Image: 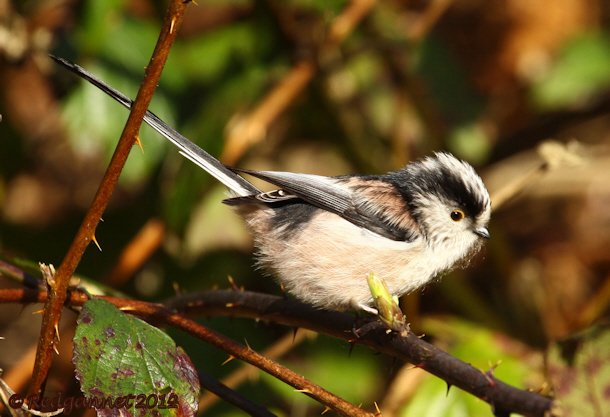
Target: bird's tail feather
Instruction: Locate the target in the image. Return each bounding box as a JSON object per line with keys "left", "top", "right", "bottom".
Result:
{"left": 50, "top": 55, "right": 259, "bottom": 197}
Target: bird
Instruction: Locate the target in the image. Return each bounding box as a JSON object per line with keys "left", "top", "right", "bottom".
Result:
{"left": 51, "top": 56, "right": 491, "bottom": 313}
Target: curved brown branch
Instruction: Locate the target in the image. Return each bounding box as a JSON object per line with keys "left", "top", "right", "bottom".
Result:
{"left": 165, "top": 290, "right": 554, "bottom": 417}
{"left": 158, "top": 308, "right": 374, "bottom": 417}
{"left": 28, "top": 0, "right": 192, "bottom": 398}
{"left": 0, "top": 288, "right": 374, "bottom": 417}
{"left": 1, "top": 285, "right": 552, "bottom": 416}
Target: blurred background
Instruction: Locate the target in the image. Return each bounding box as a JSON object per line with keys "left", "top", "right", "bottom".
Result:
{"left": 1, "top": 0, "right": 609, "bottom": 415}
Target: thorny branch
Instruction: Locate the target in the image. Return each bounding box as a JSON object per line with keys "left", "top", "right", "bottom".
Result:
{"left": 27, "top": 0, "right": 192, "bottom": 399}
{"left": 0, "top": 288, "right": 373, "bottom": 417}
{"left": 168, "top": 290, "right": 554, "bottom": 417}
{"left": 0, "top": 286, "right": 553, "bottom": 417}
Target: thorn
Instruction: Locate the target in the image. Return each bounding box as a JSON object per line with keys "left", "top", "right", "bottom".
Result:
{"left": 169, "top": 17, "right": 176, "bottom": 34}
{"left": 225, "top": 303, "right": 234, "bottom": 308}
{"left": 294, "top": 389, "right": 311, "bottom": 394}
{"left": 191, "top": 0, "right": 199, "bottom": 6}
{"left": 32, "top": 309, "right": 44, "bottom": 315}
{"left": 484, "top": 360, "right": 501, "bottom": 387}
{"left": 54, "top": 323, "right": 61, "bottom": 342}
{"left": 91, "top": 234, "right": 102, "bottom": 252}
{"left": 321, "top": 406, "right": 331, "bottom": 415}
{"left": 134, "top": 134, "right": 144, "bottom": 153}
{"left": 484, "top": 370, "right": 497, "bottom": 387}
{"left": 348, "top": 340, "right": 355, "bottom": 357}
{"left": 373, "top": 402, "right": 382, "bottom": 416}
{"left": 53, "top": 343, "right": 60, "bottom": 355}
{"left": 227, "top": 275, "right": 239, "bottom": 291}
{"left": 221, "top": 355, "right": 235, "bottom": 366}
{"left": 446, "top": 382, "right": 452, "bottom": 396}
{"left": 244, "top": 338, "right": 251, "bottom": 351}
{"left": 292, "top": 327, "right": 299, "bottom": 343}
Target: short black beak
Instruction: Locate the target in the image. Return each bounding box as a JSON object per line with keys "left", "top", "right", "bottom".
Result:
{"left": 474, "top": 227, "right": 490, "bottom": 239}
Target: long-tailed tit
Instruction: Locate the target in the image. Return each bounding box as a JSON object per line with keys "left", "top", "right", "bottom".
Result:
{"left": 52, "top": 56, "right": 491, "bottom": 313}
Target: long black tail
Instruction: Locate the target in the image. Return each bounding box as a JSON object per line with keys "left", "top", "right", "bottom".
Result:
{"left": 51, "top": 55, "right": 260, "bottom": 196}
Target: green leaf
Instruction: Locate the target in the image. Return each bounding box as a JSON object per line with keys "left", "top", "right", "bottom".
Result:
{"left": 531, "top": 31, "right": 610, "bottom": 110}
{"left": 73, "top": 299, "right": 200, "bottom": 417}
{"left": 547, "top": 324, "right": 610, "bottom": 417}
{"left": 400, "top": 373, "right": 492, "bottom": 417}
{"left": 402, "top": 316, "right": 541, "bottom": 416}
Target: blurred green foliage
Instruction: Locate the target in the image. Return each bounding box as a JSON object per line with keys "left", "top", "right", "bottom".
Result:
{"left": 531, "top": 31, "right": 610, "bottom": 110}
{"left": 2, "top": 0, "right": 610, "bottom": 416}
{"left": 546, "top": 324, "right": 610, "bottom": 417}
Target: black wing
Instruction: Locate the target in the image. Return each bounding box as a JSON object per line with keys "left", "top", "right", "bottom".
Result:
{"left": 231, "top": 169, "right": 353, "bottom": 214}
{"left": 227, "top": 169, "right": 412, "bottom": 241}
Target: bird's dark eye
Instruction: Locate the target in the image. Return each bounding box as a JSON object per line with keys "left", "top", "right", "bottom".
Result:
{"left": 450, "top": 209, "right": 465, "bottom": 222}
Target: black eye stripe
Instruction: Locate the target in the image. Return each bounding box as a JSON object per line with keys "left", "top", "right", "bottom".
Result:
{"left": 385, "top": 156, "right": 489, "bottom": 226}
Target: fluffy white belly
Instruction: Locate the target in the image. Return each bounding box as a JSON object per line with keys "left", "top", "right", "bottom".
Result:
{"left": 247, "top": 209, "right": 442, "bottom": 310}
